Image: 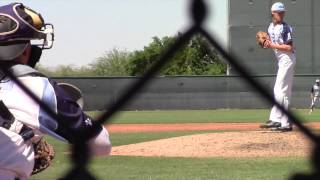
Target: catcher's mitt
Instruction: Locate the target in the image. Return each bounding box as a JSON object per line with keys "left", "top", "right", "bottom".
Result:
{"left": 256, "top": 31, "right": 269, "bottom": 48}
{"left": 31, "top": 139, "right": 55, "bottom": 175}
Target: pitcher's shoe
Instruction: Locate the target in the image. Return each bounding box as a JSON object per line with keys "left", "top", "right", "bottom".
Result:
{"left": 271, "top": 126, "right": 293, "bottom": 132}
{"left": 260, "top": 121, "right": 281, "bottom": 129}
{"left": 309, "top": 109, "right": 313, "bottom": 115}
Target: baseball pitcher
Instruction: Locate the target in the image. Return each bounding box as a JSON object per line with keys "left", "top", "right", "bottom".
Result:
{"left": 309, "top": 79, "right": 320, "bottom": 114}
{"left": 258, "top": 2, "right": 296, "bottom": 132}
{"left": 0, "top": 3, "right": 111, "bottom": 179}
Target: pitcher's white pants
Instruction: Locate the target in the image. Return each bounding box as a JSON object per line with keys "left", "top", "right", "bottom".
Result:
{"left": 311, "top": 96, "right": 318, "bottom": 108}
{"left": 269, "top": 56, "right": 296, "bottom": 127}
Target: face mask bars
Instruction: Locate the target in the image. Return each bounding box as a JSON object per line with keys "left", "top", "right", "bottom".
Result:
{"left": 0, "top": 0, "right": 318, "bottom": 179}
{"left": 31, "top": 23, "right": 55, "bottom": 50}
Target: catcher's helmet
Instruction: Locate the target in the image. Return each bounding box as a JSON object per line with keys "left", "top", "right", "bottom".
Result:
{"left": 271, "top": 2, "right": 286, "bottom": 12}
{"left": 0, "top": 3, "right": 54, "bottom": 61}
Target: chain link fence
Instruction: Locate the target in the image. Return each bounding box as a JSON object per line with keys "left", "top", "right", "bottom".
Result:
{"left": 1, "top": 0, "right": 319, "bottom": 179}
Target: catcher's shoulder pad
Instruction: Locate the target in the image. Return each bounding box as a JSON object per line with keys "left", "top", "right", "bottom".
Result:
{"left": 57, "top": 83, "right": 84, "bottom": 109}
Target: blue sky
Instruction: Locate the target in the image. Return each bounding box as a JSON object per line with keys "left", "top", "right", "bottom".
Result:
{"left": 1, "top": 0, "right": 228, "bottom": 67}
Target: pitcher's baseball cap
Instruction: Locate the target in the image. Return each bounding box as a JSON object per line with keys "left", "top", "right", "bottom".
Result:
{"left": 271, "top": 2, "right": 286, "bottom": 12}
{"left": 0, "top": 3, "right": 53, "bottom": 61}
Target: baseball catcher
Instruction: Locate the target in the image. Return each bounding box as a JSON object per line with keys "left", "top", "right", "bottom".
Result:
{"left": 0, "top": 3, "right": 111, "bottom": 179}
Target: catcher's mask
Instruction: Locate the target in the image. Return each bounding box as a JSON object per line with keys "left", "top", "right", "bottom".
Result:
{"left": 0, "top": 3, "right": 54, "bottom": 61}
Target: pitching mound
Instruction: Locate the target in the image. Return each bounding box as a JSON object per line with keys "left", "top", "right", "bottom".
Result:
{"left": 112, "top": 131, "right": 314, "bottom": 158}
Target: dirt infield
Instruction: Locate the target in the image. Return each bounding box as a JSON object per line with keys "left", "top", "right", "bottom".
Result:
{"left": 112, "top": 131, "right": 313, "bottom": 158}
{"left": 107, "top": 122, "right": 320, "bottom": 133}
{"left": 109, "top": 123, "right": 320, "bottom": 158}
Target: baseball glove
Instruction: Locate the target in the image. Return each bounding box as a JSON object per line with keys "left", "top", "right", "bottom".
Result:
{"left": 256, "top": 31, "right": 269, "bottom": 48}
{"left": 31, "top": 139, "right": 55, "bottom": 175}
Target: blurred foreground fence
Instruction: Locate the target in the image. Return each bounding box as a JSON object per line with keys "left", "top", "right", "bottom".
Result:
{"left": 54, "top": 75, "right": 320, "bottom": 110}
{"left": 2, "top": 0, "right": 320, "bottom": 179}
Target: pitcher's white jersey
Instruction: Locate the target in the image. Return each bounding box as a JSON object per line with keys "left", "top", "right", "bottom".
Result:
{"left": 311, "top": 84, "right": 320, "bottom": 97}
{"left": 268, "top": 22, "right": 296, "bottom": 60}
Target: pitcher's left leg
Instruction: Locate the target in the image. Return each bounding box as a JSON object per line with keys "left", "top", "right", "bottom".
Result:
{"left": 280, "top": 59, "right": 295, "bottom": 129}
{"left": 271, "top": 57, "right": 295, "bottom": 132}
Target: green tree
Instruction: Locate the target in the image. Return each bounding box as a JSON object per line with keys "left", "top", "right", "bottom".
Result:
{"left": 187, "top": 34, "right": 227, "bottom": 75}
{"left": 37, "top": 35, "right": 226, "bottom": 77}
{"left": 126, "top": 36, "right": 174, "bottom": 76}
{"left": 36, "top": 64, "right": 94, "bottom": 77}
{"left": 127, "top": 34, "right": 226, "bottom": 76}
{"left": 90, "top": 48, "right": 131, "bottom": 76}
{"left": 36, "top": 48, "right": 132, "bottom": 77}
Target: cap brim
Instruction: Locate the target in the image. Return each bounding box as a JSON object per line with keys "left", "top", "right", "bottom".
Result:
{"left": 272, "top": 10, "right": 286, "bottom": 12}
{"left": 0, "top": 42, "right": 28, "bottom": 61}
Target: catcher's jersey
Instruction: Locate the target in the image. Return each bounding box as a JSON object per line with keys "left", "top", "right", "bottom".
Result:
{"left": 0, "top": 71, "right": 101, "bottom": 143}
{"left": 311, "top": 84, "right": 320, "bottom": 97}
{"left": 268, "top": 22, "right": 296, "bottom": 60}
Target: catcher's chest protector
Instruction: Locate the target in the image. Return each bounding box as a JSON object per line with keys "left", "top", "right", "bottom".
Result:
{"left": 0, "top": 65, "right": 67, "bottom": 142}
{"left": 1, "top": 64, "right": 101, "bottom": 143}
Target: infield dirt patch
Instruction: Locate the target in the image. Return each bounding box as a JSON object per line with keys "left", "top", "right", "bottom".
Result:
{"left": 112, "top": 131, "right": 314, "bottom": 158}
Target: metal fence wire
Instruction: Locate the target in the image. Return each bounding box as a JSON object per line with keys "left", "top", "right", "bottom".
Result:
{"left": 1, "top": 0, "right": 319, "bottom": 179}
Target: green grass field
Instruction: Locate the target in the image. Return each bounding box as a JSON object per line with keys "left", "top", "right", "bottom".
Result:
{"left": 32, "top": 131, "right": 313, "bottom": 180}
{"left": 88, "top": 109, "right": 320, "bottom": 124}
{"left": 31, "top": 109, "right": 319, "bottom": 180}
